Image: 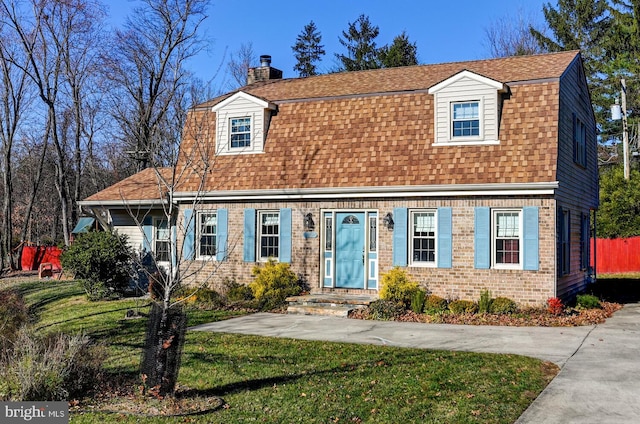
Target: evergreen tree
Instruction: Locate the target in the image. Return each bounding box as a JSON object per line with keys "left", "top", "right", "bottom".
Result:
{"left": 336, "top": 14, "right": 381, "bottom": 71}
{"left": 292, "top": 21, "right": 325, "bottom": 77}
{"left": 597, "top": 165, "right": 640, "bottom": 238}
{"left": 379, "top": 31, "right": 419, "bottom": 68}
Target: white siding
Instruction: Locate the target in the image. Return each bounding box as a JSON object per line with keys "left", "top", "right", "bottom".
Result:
{"left": 432, "top": 76, "right": 501, "bottom": 144}
{"left": 111, "top": 211, "right": 145, "bottom": 252}
{"left": 215, "top": 96, "right": 266, "bottom": 155}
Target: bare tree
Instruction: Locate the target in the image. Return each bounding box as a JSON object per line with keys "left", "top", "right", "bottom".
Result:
{"left": 227, "top": 42, "right": 257, "bottom": 89}
{"left": 1, "top": 0, "right": 105, "bottom": 246}
{"left": 0, "top": 26, "right": 33, "bottom": 271}
{"left": 484, "top": 9, "right": 546, "bottom": 57}
{"left": 104, "top": 0, "right": 210, "bottom": 173}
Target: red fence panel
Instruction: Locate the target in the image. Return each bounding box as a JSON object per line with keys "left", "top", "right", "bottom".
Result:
{"left": 21, "top": 246, "right": 63, "bottom": 271}
{"left": 591, "top": 237, "right": 640, "bottom": 274}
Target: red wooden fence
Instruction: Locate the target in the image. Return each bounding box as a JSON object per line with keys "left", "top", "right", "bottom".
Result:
{"left": 592, "top": 237, "right": 640, "bottom": 274}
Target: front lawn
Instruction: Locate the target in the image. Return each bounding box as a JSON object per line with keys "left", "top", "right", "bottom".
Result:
{"left": 13, "top": 280, "right": 557, "bottom": 423}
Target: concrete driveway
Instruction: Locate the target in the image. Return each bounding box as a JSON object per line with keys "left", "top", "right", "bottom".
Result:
{"left": 191, "top": 303, "right": 640, "bottom": 423}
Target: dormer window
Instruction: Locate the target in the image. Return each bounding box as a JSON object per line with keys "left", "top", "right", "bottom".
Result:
{"left": 428, "top": 70, "right": 507, "bottom": 146}
{"left": 452, "top": 101, "right": 480, "bottom": 138}
{"left": 230, "top": 117, "right": 251, "bottom": 148}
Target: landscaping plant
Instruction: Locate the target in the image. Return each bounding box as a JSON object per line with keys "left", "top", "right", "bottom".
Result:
{"left": 379, "top": 267, "right": 421, "bottom": 306}
{"left": 576, "top": 294, "right": 601, "bottom": 309}
{"left": 424, "top": 294, "right": 448, "bottom": 314}
{"left": 478, "top": 289, "right": 493, "bottom": 313}
{"left": 449, "top": 299, "right": 479, "bottom": 314}
{"left": 547, "top": 297, "right": 564, "bottom": 316}
{"left": 250, "top": 259, "right": 302, "bottom": 310}
{"left": 490, "top": 297, "right": 519, "bottom": 314}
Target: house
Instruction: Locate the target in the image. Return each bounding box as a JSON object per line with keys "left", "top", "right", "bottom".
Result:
{"left": 79, "top": 51, "right": 598, "bottom": 306}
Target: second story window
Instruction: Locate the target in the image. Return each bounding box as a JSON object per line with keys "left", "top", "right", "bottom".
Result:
{"left": 452, "top": 101, "right": 480, "bottom": 138}
{"left": 230, "top": 117, "right": 251, "bottom": 148}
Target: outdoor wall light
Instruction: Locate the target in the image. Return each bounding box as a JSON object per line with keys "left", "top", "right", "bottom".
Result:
{"left": 304, "top": 213, "right": 315, "bottom": 231}
{"left": 383, "top": 212, "right": 394, "bottom": 230}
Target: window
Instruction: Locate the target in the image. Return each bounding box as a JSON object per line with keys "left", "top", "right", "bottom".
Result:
{"left": 574, "top": 115, "right": 587, "bottom": 167}
{"left": 493, "top": 210, "right": 522, "bottom": 267}
{"left": 230, "top": 117, "right": 251, "bottom": 148}
{"left": 259, "top": 211, "right": 279, "bottom": 260}
{"left": 154, "top": 218, "right": 170, "bottom": 262}
{"left": 198, "top": 212, "right": 217, "bottom": 258}
{"left": 452, "top": 101, "right": 480, "bottom": 137}
{"left": 410, "top": 210, "right": 436, "bottom": 265}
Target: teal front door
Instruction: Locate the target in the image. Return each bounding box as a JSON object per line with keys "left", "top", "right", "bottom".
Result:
{"left": 335, "top": 213, "right": 365, "bottom": 288}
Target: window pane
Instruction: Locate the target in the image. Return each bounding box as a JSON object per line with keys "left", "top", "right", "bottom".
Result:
{"left": 452, "top": 102, "right": 480, "bottom": 137}
{"left": 494, "top": 211, "right": 520, "bottom": 265}
{"left": 156, "top": 241, "right": 170, "bottom": 262}
{"left": 230, "top": 117, "right": 251, "bottom": 148}
{"left": 412, "top": 211, "right": 436, "bottom": 263}
{"left": 325, "top": 217, "right": 333, "bottom": 251}
{"left": 199, "top": 213, "right": 217, "bottom": 257}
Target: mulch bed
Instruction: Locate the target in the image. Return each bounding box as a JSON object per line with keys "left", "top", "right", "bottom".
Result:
{"left": 349, "top": 301, "right": 622, "bottom": 326}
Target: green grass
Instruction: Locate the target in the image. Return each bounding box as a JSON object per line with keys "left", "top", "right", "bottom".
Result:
{"left": 12, "top": 280, "right": 556, "bottom": 423}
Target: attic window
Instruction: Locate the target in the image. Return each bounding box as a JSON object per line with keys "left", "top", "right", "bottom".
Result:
{"left": 230, "top": 117, "right": 251, "bottom": 148}
{"left": 452, "top": 101, "right": 480, "bottom": 138}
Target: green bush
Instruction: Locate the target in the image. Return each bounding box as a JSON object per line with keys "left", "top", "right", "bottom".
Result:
{"left": 223, "top": 278, "right": 255, "bottom": 302}
{"left": 424, "top": 295, "right": 448, "bottom": 314}
{"left": 449, "top": 300, "right": 478, "bottom": 314}
{"left": 61, "top": 231, "right": 133, "bottom": 300}
{"left": 0, "top": 289, "right": 28, "bottom": 351}
{"left": 250, "top": 260, "right": 302, "bottom": 311}
{"left": 410, "top": 289, "right": 427, "bottom": 314}
{"left": 490, "top": 297, "right": 518, "bottom": 314}
{"left": 367, "top": 300, "right": 405, "bottom": 321}
{"left": 576, "top": 294, "right": 601, "bottom": 309}
{"left": 0, "top": 329, "right": 104, "bottom": 401}
{"left": 478, "top": 289, "right": 493, "bottom": 313}
{"left": 379, "top": 267, "right": 420, "bottom": 306}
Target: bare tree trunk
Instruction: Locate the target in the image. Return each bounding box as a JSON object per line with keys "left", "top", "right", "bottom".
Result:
{"left": 20, "top": 128, "right": 49, "bottom": 244}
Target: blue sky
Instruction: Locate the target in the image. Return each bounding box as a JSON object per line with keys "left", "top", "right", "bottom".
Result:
{"left": 108, "top": 0, "right": 550, "bottom": 88}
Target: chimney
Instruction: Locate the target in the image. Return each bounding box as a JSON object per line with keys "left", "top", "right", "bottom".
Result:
{"left": 247, "top": 55, "right": 283, "bottom": 85}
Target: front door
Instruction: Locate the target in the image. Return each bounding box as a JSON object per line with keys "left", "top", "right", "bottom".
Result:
{"left": 335, "top": 212, "right": 365, "bottom": 288}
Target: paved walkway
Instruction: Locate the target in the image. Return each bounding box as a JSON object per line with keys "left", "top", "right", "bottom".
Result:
{"left": 191, "top": 303, "right": 640, "bottom": 423}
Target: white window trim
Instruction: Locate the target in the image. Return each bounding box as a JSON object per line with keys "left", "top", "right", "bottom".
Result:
{"left": 449, "top": 99, "right": 483, "bottom": 142}
{"left": 154, "top": 217, "right": 170, "bottom": 264}
{"left": 196, "top": 211, "right": 217, "bottom": 260}
{"left": 409, "top": 209, "right": 438, "bottom": 267}
{"left": 491, "top": 209, "right": 523, "bottom": 270}
{"left": 257, "top": 210, "right": 280, "bottom": 262}
{"left": 229, "top": 116, "right": 252, "bottom": 150}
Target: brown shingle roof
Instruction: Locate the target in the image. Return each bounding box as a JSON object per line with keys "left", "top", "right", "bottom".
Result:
{"left": 85, "top": 51, "right": 579, "bottom": 202}
{"left": 83, "top": 167, "right": 172, "bottom": 203}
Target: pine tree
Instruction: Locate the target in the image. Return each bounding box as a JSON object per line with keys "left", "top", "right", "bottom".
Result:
{"left": 292, "top": 21, "right": 325, "bottom": 77}
{"left": 379, "top": 31, "right": 418, "bottom": 68}
{"left": 335, "top": 14, "right": 381, "bottom": 71}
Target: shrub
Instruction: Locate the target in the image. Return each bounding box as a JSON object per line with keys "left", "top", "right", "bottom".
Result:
{"left": 0, "top": 289, "right": 29, "bottom": 351}
{"left": 61, "top": 231, "right": 133, "bottom": 300}
{"left": 478, "top": 289, "right": 493, "bottom": 313}
{"left": 490, "top": 297, "right": 518, "bottom": 314}
{"left": 250, "top": 260, "right": 302, "bottom": 311}
{"left": 410, "top": 289, "right": 427, "bottom": 314}
{"left": 223, "top": 278, "right": 255, "bottom": 302}
{"left": 547, "top": 297, "right": 564, "bottom": 316}
{"left": 576, "top": 294, "right": 601, "bottom": 309}
{"left": 0, "top": 329, "right": 104, "bottom": 401}
{"left": 367, "top": 300, "right": 405, "bottom": 321}
{"left": 424, "top": 295, "right": 448, "bottom": 314}
{"left": 379, "top": 267, "right": 420, "bottom": 307}
{"left": 449, "top": 300, "right": 478, "bottom": 314}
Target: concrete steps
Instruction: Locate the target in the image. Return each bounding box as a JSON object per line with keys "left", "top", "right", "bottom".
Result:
{"left": 286, "top": 294, "right": 376, "bottom": 317}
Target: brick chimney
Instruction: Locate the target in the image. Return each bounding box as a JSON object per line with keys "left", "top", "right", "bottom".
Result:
{"left": 247, "top": 55, "right": 283, "bottom": 85}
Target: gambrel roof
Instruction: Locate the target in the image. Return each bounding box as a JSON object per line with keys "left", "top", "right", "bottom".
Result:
{"left": 84, "top": 50, "right": 582, "bottom": 203}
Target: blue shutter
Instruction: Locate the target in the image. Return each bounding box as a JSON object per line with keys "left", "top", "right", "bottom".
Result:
{"left": 171, "top": 220, "right": 177, "bottom": 268}
{"left": 437, "top": 207, "right": 452, "bottom": 268}
{"left": 523, "top": 207, "right": 539, "bottom": 271}
{"left": 182, "top": 209, "right": 195, "bottom": 260}
{"left": 279, "top": 208, "right": 292, "bottom": 263}
{"left": 243, "top": 209, "right": 256, "bottom": 262}
{"left": 142, "top": 216, "right": 153, "bottom": 253}
{"left": 392, "top": 208, "right": 408, "bottom": 266}
{"left": 474, "top": 207, "right": 490, "bottom": 269}
{"left": 217, "top": 209, "right": 228, "bottom": 261}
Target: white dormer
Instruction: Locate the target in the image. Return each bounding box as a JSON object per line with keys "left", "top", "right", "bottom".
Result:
{"left": 211, "top": 91, "right": 277, "bottom": 155}
{"left": 428, "top": 70, "right": 508, "bottom": 145}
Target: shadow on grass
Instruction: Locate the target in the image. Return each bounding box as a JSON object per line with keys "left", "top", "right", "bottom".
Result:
{"left": 590, "top": 278, "right": 640, "bottom": 303}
